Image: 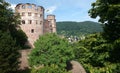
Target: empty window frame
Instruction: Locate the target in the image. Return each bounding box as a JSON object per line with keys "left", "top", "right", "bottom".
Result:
{"left": 40, "top": 14, "right": 42, "bottom": 17}
{"left": 28, "top": 12, "right": 31, "bottom": 16}
{"left": 31, "top": 29, "right": 34, "bottom": 33}
{"left": 35, "top": 13, "right": 38, "bottom": 17}
{"left": 22, "top": 12, "right": 25, "bottom": 16}
{"left": 50, "top": 25, "right": 52, "bottom": 27}
{"left": 21, "top": 20, "right": 25, "bottom": 24}
{"left": 40, "top": 21, "right": 42, "bottom": 25}
{"left": 28, "top": 20, "right": 32, "bottom": 24}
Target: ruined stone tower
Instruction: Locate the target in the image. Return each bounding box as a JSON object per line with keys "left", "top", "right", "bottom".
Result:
{"left": 47, "top": 15, "right": 56, "bottom": 33}
{"left": 15, "top": 3, "right": 56, "bottom": 47}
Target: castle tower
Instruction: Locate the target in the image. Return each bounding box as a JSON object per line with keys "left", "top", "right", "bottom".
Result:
{"left": 43, "top": 20, "right": 50, "bottom": 34}
{"left": 47, "top": 15, "right": 56, "bottom": 33}
{"left": 15, "top": 3, "right": 44, "bottom": 47}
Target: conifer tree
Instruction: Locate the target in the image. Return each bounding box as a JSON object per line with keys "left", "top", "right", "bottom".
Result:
{"left": 0, "top": 31, "right": 20, "bottom": 73}
{"left": 0, "top": 0, "right": 27, "bottom": 72}
{"left": 0, "top": 0, "right": 28, "bottom": 48}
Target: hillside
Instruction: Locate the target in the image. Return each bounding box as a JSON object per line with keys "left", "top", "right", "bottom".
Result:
{"left": 56, "top": 21, "right": 103, "bottom": 36}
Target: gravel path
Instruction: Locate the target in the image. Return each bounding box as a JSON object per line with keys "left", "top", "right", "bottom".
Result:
{"left": 70, "top": 60, "right": 86, "bottom": 73}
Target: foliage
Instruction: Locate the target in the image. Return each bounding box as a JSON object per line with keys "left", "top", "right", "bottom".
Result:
{"left": 57, "top": 21, "right": 103, "bottom": 36}
{"left": 10, "top": 28, "right": 28, "bottom": 49}
{"left": 0, "top": 31, "right": 20, "bottom": 73}
{"left": 0, "top": 0, "right": 27, "bottom": 73}
{"left": 0, "top": 0, "right": 28, "bottom": 49}
{"left": 31, "top": 64, "right": 70, "bottom": 73}
{"left": 0, "top": 0, "right": 20, "bottom": 32}
{"left": 110, "top": 39, "right": 120, "bottom": 62}
{"left": 17, "top": 69, "right": 31, "bottom": 73}
{"left": 73, "top": 33, "right": 120, "bottom": 73}
{"left": 87, "top": 0, "right": 120, "bottom": 72}
{"left": 29, "top": 33, "right": 74, "bottom": 69}
{"left": 89, "top": 0, "right": 120, "bottom": 41}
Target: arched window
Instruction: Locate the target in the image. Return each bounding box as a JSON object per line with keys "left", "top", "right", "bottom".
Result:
{"left": 22, "top": 20, "right": 25, "bottom": 24}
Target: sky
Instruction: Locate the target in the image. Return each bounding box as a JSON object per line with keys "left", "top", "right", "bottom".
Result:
{"left": 6, "top": 0, "right": 98, "bottom": 22}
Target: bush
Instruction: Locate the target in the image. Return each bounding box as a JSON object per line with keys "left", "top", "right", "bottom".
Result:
{"left": 73, "top": 33, "right": 120, "bottom": 73}
{"left": 29, "top": 34, "right": 74, "bottom": 70}
{"left": 31, "top": 64, "right": 70, "bottom": 73}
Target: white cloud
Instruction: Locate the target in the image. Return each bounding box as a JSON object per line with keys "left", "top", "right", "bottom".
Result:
{"left": 9, "top": 4, "right": 16, "bottom": 10}
{"left": 45, "top": 6, "right": 57, "bottom": 14}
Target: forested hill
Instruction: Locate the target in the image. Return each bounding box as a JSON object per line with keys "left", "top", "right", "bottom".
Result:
{"left": 56, "top": 21, "right": 103, "bottom": 36}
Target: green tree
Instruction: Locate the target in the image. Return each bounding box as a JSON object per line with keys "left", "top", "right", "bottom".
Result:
{"left": 0, "top": 0, "right": 20, "bottom": 32}
{"left": 0, "top": 0, "right": 27, "bottom": 73}
{"left": 0, "top": 0, "right": 28, "bottom": 48}
{"left": 73, "top": 33, "right": 120, "bottom": 73}
{"left": 89, "top": 0, "right": 120, "bottom": 41}
{"left": 31, "top": 64, "right": 70, "bottom": 73}
{"left": 10, "top": 28, "right": 28, "bottom": 49}
{"left": 29, "top": 34, "right": 74, "bottom": 70}
{"left": 0, "top": 31, "right": 20, "bottom": 73}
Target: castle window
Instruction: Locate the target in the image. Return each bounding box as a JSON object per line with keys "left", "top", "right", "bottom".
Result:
{"left": 31, "top": 29, "right": 34, "bottom": 33}
{"left": 22, "top": 5, "right": 25, "bottom": 9}
{"left": 22, "top": 12, "right": 25, "bottom": 16}
{"left": 50, "top": 25, "right": 52, "bottom": 27}
{"left": 28, "top": 5, "right": 32, "bottom": 9}
{"left": 28, "top": 12, "right": 31, "bottom": 16}
{"left": 40, "top": 21, "right": 42, "bottom": 25}
{"left": 21, "top": 20, "right": 25, "bottom": 24}
{"left": 35, "top": 13, "right": 38, "bottom": 17}
{"left": 36, "top": 20, "right": 38, "bottom": 24}
{"left": 40, "top": 14, "right": 42, "bottom": 17}
{"left": 28, "top": 20, "right": 32, "bottom": 24}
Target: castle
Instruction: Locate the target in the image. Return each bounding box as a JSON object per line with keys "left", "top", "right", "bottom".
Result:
{"left": 15, "top": 3, "right": 56, "bottom": 47}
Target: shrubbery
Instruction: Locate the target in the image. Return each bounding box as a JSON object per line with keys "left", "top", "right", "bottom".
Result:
{"left": 29, "top": 34, "right": 74, "bottom": 72}
{"left": 73, "top": 33, "right": 120, "bottom": 73}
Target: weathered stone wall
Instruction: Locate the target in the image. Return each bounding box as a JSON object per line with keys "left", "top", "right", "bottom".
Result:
{"left": 43, "top": 20, "right": 50, "bottom": 34}
{"left": 47, "top": 15, "right": 56, "bottom": 33}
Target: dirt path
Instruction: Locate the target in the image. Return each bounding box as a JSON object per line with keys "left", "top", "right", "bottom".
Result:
{"left": 19, "top": 49, "right": 31, "bottom": 70}
{"left": 70, "top": 60, "right": 86, "bottom": 73}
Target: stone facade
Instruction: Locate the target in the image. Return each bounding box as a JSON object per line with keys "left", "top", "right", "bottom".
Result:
{"left": 15, "top": 3, "right": 56, "bottom": 47}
